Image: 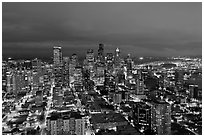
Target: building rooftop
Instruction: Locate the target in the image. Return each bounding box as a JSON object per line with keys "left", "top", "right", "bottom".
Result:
{"left": 90, "top": 112, "right": 127, "bottom": 124}
{"left": 47, "top": 111, "right": 85, "bottom": 120}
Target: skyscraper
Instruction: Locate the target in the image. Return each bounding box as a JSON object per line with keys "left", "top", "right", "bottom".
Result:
{"left": 148, "top": 99, "right": 171, "bottom": 135}
{"left": 133, "top": 102, "right": 151, "bottom": 131}
{"left": 53, "top": 46, "right": 63, "bottom": 67}
{"left": 114, "top": 47, "right": 121, "bottom": 68}
{"left": 97, "top": 44, "right": 105, "bottom": 65}
{"left": 98, "top": 44, "right": 104, "bottom": 57}
{"left": 86, "top": 49, "right": 94, "bottom": 63}
{"left": 189, "top": 84, "right": 199, "bottom": 99}
{"left": 63, "top": 57, "right": 70, "bottom": 87}
{"left": 32, "top": 58, "right": 42, "bottom": 73}
{"left": 84, "top": 49, "right": 95, "bottom": 79}
{"left": 53, "top": 46, "right": 63, "bottom": 87}
{"left": 126, "top": 54, "right": 133, "bottom": 72}
{"left": 106, "top": 53, "right": 114, "bottom": 72}
{"left": 69, "top": 54, "right": 79, "bottom": 85}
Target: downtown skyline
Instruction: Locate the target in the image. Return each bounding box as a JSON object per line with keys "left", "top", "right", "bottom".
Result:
{"left": 2, "top": 2, "right": 202, "bottom": 60}
{"left": 2, "top": 2, "right": 202, "bottom": 135}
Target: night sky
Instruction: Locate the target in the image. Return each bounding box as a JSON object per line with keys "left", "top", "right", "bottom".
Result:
{"left": 2, "top": 2, "right": 202, "bottom": 60}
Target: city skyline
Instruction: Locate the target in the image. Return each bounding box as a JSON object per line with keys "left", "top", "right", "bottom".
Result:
{"left": 2, "top": 44, "right": 202, "bottom": 135}
{"left": 2, "top": 2, "right": 202, "bottom": 135}
{"left": 2, "top": 2, "right": 202, "bottom": 60}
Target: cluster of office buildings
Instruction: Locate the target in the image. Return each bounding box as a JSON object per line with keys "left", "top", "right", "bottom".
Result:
{"left": 2, "top": 44, "right": 202, "bottom": 135}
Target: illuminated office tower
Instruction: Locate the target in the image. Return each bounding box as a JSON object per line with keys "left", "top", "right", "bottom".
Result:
{"left": 114, "top": 47, "right": 121, "bottom": 68}
{"left": 86, "top": 49, "right": 94, "bottom": 63}
{"left": 84, "top": 49, "right": 95, "bottom": 79}
{"left": 35, "top": 90, "right": 43, "bottom": 106}
{"left": 69, "top": 54, "right": 78, "bottom": 75}
{"left": 148, "top": 100, "right": 171, "bottom": 135}
{"left": 95, "top": 66, "right": 105, "bottom": 86}
{"left": 136, "top": 77, "right": 145, "bottom": 95}
{"left": 69, "top": 54, "right": 79, "bottom": 85}
{"left": 189, "top": 84, "right": 199, "bottom": 99}
{"left": 175, "top": 70, "right": 184, "bottom": 90}
{"left": 98, "top": 44, "right": 104, "bottom": 58}
{"left": 47, "top": 111, "right": 86, "bottom": 135}
{"left": 53, "top": 46, "right": 63, "bottom": 86}
{"left": 106, "top": 53, "right": 114, "bottom": 72}
{"left": 63, "top": 57, "right": 70, "bottom": 87}
{"left": 126, "top": 54, "right": 133, "bottom": 72}
{"left": 31, "top": 70, "right": 40, "bottom": 94}
{"left": 73, "top": 66, "right": 83, "bottom": 90}
{"left": 24, "top": 60, "right": 32, "bottom": 70}
{"left": 133, "top": 102, "right": 151, "bottom": 131}
{"left": 32, "top": 58, "right": 42, "bottom": 73}
{"left": 53, "top": 86, "right": 64, "bottom": 107}
{"left": 6, "top": 70, "right": 16, "bottom": 94}
{"left": 2, "top": 61, "right": 7, "bottom": 92}
{"left": 32, "top": 58, "right": 44, "bottom": 89}
{"left": 53, "top": 46, "right": 63, "bottom": 67}
{"left": 97, "top": 44, "right": 105, "bottom": 65}
{"left": 14, "top": 70, "right": 26, "bottom": 94}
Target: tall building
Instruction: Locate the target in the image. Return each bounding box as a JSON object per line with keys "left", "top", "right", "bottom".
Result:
{"left": 95, "top": 66, "right": 105, "bottom": 86}
{"left": 104, "top": 71, "right": 115, "bottom": 92}
{"left": 106, "top": 53, "right": 114, "bottom": 72}
{"left": 73, "top": 66, "right": 83, "bottom": 90}
{"left": 6, "top": 70, "right": 16, "bottom": 94}
{"left": 14, "top": 70, "right": 27, "bottom": 94}
{"left": 98, "top": 44, "right": 104, "bottom": 57}
{"left": 2, "top": 61, "right": 7, "bottom": 92}
{"left": 69, "top": 54, "right": 79, "bottom": 85}
{"left": 32, "top": 58, "right": 42, "bottom": 73}
{"left": 53, "top": 46, "right": 63, "bottom": 87}
{"left": 114, "top": 47, "right": 121, "bottom": 68}
{"left": 175, "top": 70, "right": 184, "bottom": 90}
{"left": 126, "top": 54, "right": 133, "bottom": 72}
{"left": 97, "top": 44, "right": 105, "bottom": 65}
{"left": 53, "top": 46, "right": 63, "bottom": 67}
{"left": 135, "top": 77, "right": 145, "bottom": 95}
{"left": 35, "top": 90, "right": 43, "bottom": 106}
{"left": 86, "top": 49, "right": 94, "bottom": 63}
{"left": 53, "top": 86, "right": 64, "bottom": 107}
{"left": 133, "top": 102, "right": 151, "bottom": 131}
{"left": 47, "top": 111, "right": 86, "bottom": 135}
{"left": 63, "top": 57, "right": 70, "bottom": 87}
{"left": 31, "top": 58, "right": 43, "bottom": 93}
{"left": 84, "top": 49, "right": 95, "bottom": 79}
{"left": 147, "top": 99, "right": 171, "bottom": 135}
{"left": 189, "top": 84, "right": 199, "bottom": 99}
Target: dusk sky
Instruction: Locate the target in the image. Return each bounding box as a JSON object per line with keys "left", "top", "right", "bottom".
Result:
{"left": 2, "top": 2, "right": 202, "bottom": 60}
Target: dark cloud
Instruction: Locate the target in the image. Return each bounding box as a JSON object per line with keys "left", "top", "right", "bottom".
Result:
{"left": 2, "top": 2, "right": 202, "bottom": 59}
